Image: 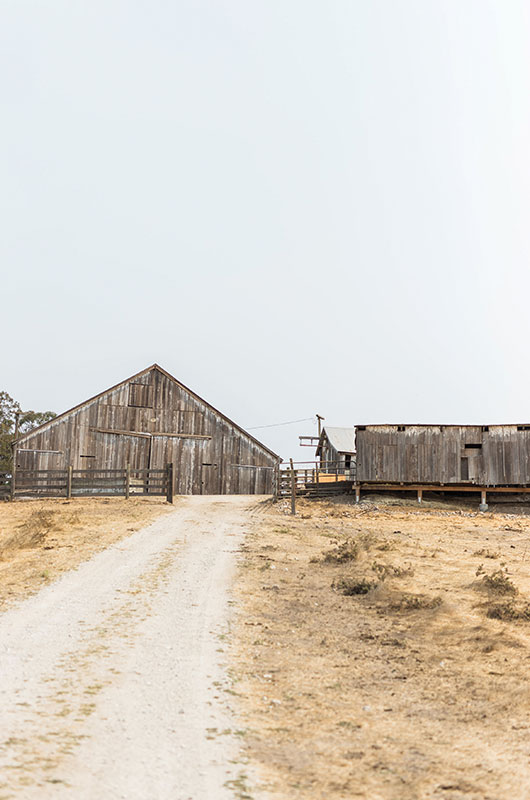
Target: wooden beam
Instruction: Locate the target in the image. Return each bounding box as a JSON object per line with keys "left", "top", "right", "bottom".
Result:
{"left": 359, "top": 483, "right": 530, "bottom": 494}
{"left": 91, "top": 427, "right": 150, "bottom": 438}
{"left": 17, "top": 449, "right": 64, "bottom": 454}
{"left": 152, "top": 432, "right": 212, "bottom": 440}
{"left": 90, "top": 428, "right": 212, "bottom": 440}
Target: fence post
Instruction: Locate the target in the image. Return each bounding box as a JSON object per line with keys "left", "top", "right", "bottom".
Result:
{"left": 273, "top": 462, "right": 279, "bottom": 502}
{"left": 66, "top": 465, "right": 72, "bottom": 499}
{"left": 290, "top": 458, "right": 296, "bottom": 515}
{"left": 125, "top": 462, "right": 130, "bottom": 500}
{"left": 166, "top": 463, "right": 174, "bottom": 504}
{"left": 10, "top": 411, "right": 20, "bottom": 501}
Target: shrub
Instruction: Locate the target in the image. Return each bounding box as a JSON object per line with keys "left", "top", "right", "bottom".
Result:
{"left": 318, "top": 539, "right": 358, "bottom": 564}
{"left": 386, "top": 592, "right": 442, "bottom": 611}
{"left": 371, "top": 561, "right": 414, "bottom": 580}
{"left": 476, "top": 567, "right": 518, "bottom": 596}
{"left": 332, "top": 577, "right": 377, "bottom": 596}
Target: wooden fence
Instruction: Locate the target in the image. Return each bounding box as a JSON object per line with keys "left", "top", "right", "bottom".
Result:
{"left": 0, "top": 465, "right": 174, "bottom": 502}
{"left": 278, "top": 460, "right": 355, "bottom": 503}
{"left": 0, "top": 473, "right": 11, "bottom": 499}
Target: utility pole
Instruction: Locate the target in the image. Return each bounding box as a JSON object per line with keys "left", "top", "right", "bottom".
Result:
{"left": 316, "top": 414, "right": 325, "bottom": 437}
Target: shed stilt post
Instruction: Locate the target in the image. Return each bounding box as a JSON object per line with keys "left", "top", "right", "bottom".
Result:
{"left": 355, "top": 484, "right": 360, "bottom": 504}
{"left": 166, "top": 463, "right": 174, "bottom": 504}
{"left": 125, "top": 462, "right": 130, "bottom": 500}
{"left": 479, "top": 489, "right": 488, "bottom": 512}
{"left": 417, "top": 488, "right": 422, "bottom": 504}
{"left": 66, "top": 465, "right": 72, "bottom": 499}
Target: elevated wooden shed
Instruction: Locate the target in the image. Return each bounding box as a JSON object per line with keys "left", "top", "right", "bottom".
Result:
{"left": 316, "top": 427, "right": 356, "bottom": 474}
{"left": 15, "top": 364, "right": 279, "bottom": 495}
{"left": 356, "top": 424, "right": 530, "bottom": 487}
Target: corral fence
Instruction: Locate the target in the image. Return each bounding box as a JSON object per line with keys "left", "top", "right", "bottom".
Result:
{"left": 0, "top": 464, "right": 174, "bottom": 502}
{"left": 278, "top": 460, "right": 355, "bottom": 507}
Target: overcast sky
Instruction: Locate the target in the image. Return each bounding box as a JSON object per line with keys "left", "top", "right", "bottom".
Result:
{"left": 2, "top": 1, "right": 530, "bottom": 460}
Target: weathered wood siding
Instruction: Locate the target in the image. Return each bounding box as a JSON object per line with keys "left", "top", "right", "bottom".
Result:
{"left": 319, "top": 435, "right": 340, "bottom": 471}
{"left": 356, "top": 425, "right": 530, "bottom": 486}
{"left": 15, "top": 366, "right": 278, "bottom": 495}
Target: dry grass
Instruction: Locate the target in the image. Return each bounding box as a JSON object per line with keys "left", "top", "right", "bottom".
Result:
{"left": 232, "top": 495, "right": 530, "bottom": 800}
{"left": 0, "top": 497, "right": 173, "bottom": 609}
{"left": 313, "top": 539, "right": 359, "bottom": 564}
{"left": 475, "top": 566, "right": 519, "bottom": 596}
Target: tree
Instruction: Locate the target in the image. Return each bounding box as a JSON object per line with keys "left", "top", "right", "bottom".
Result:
{"left": 0, "top": 391, "right": 56, "bottom": 473}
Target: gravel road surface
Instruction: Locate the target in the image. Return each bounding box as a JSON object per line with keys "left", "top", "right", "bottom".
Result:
{"left": 0, "top": 496, "right": 258, "bottom": 799}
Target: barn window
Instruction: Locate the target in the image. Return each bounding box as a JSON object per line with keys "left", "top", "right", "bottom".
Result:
{"left": 465, "top": 443, "right": 482, "bottom": 450}
{"left": 128, "top": 383, "right": 154, "bottom": 408}
{"left": 461, "top": 457, "right": 469, "bottom": 480}
{"left": 482, "top": 426, "right": 489, "bottom": 432}
{"left": 397, "top": 426, "right": 405, "bottom": 432}
{"left": 517, "top": 426, "right": 530, "bottom": 431}
{"left": 357, "top": 426, "right": 366, "bottom": 431}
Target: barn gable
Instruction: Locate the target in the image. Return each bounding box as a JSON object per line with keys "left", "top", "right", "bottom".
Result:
{"left": 15, "top": 365, "right": 279, "bottom": 495}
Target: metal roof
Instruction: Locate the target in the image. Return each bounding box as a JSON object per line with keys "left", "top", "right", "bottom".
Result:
{"left": 318, "top": 426, "right": 356, "bottom": 454}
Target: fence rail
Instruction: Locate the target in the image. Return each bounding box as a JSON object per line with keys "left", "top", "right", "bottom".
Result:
{"left": 1, "top": 465, "right": 174, "bottom": 502}
{"left": 278, "top": 460, "right": 356, "bottom": 502}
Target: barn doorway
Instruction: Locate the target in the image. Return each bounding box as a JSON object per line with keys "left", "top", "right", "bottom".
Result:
{"left": 201, "top": 463, "right": 220, "bottom": 494}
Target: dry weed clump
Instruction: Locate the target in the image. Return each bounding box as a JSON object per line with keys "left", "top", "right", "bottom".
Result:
{"left": 332, "top": 576, "right": 377, "bottom": 596}
{"left": 486, "top": 601, "right": 530, "bottom": 622}
{"left": 371, "top": 561, "right": 414, "bottom": 580}
{"left": 475, "top": 566, "right": 518, "bottom": 596}
{"left": 1, "top": 509, "right": 57, "bottom": 556}
{"left": 375, "top": 540, "right": 394, "bottom": 551}
{"left": 384, "top": 592, "right": 442, "bottom": 612}
{"left": 473, "top": 548, "right": 500, "bottom": 559}
{"left": 313, "top": 539, "right": 358, "bottom": 564}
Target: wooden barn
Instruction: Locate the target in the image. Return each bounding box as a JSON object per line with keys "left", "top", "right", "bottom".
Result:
{"left": 15, "top": 364, "right": 279, "bottom": 495}
{"left": 356, "top": 424, "right": 530, "bottom": 487}
{"left": 315, "top": 427, "right": 356, "bottom": 475}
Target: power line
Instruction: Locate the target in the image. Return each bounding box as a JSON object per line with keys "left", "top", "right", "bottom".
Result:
{"left": 247, "top": 416, "right": 315, "bottom": 431}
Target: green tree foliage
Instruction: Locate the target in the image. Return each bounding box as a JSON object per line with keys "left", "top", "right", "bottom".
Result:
{"left": 0, "top": 391, "right": 56, "bottom": 473}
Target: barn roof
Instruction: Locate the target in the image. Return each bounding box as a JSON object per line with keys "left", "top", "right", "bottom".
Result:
{"left": 15, "top": 363, "right": 279, "bottom": 459}
{"left": 316, "top": 427, "right": 356, "bottom": 456}
{"left": 356, "top": 424, "right": 530, "bottom": 429}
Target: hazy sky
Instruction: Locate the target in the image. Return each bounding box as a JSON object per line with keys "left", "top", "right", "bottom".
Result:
{"left": 2, "top": 1, "right": 530, "bottom": 460}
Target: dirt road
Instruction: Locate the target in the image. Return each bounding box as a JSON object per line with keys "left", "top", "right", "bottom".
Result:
{"left": 0, "top": 496, "right": 256, "bottom": 799}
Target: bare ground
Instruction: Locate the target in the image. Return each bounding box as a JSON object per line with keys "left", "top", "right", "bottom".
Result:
{"left": 0, "top": 497, "right": 173, "bottom": 610}
{"left": 231, "top": 494, "right": 530, "bottom": 800}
